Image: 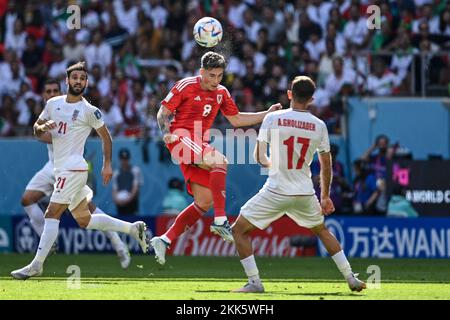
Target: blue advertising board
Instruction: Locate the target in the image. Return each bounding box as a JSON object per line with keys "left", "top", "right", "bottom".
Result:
{"left": 0, "top": 216, "right": 12, "bottom": 252}
{"left": 319, "top": 217, "right": 450, "bottom": 258}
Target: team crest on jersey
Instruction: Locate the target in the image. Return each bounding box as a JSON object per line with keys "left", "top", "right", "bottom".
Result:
{"left": 217, "top": 94, "right": 223, "bottom": 104}
{"left": 72, "top": 109, "right": 80, "bottom": 121}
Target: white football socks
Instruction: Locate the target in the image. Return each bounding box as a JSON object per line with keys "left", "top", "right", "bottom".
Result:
{"left": 31, "top": 218, "right": 60, "bottom": 267}
{"left": 86, "top": 213, "right": 132, "bottom": 234}
{"left": 332, "top": 250, "right": 353, "bottom": 279}
{"left": 240, "top": 255, "right": 261, "bottom": 284}
{"left": 214, "top": 216, "right": 227, "bottom": 225}
{"left": 92, "top": 207, "right": 126, "bottom": 251}
{"left": 160, "top": 235, "right": 171, "bottom": 244}
{"left": 24, "top": 204, "right": 45, "bottom": 236}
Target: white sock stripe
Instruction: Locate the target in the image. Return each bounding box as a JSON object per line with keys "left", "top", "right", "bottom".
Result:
{"left": 180, "top": 137, "right": 202, "bottom": 154}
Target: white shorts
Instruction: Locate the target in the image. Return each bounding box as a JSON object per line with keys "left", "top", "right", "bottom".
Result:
{"left": 240, "top": 188, "right": 324, "bottom": 230}
{"left": 50, "top": 170, "right": 93, "bottom": 211}
{"left": 25, "top": 162, "right": 55, "bottom": 196}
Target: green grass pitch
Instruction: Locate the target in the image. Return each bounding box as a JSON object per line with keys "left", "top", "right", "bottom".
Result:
{"left": 1, "top": 253, "right": 449, "bottom": 300}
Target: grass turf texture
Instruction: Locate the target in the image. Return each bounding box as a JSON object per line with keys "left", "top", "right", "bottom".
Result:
{"left": 1, "top": 254, "right": 449, "bottom": 300}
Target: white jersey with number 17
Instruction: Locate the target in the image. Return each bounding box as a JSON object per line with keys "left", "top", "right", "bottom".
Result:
{"left": 258, "top": 108, "right": 330, "bottom": 196}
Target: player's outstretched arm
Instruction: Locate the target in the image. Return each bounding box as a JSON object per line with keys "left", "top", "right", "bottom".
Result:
{"left": 225, "top": 103, "right": 282, "bottom": 127}
{"left": 96, "top": 125, "right": 113, "bottom": 185}
{"left": 157, "top": 105, "right": 178, "bottom": 144}
{"left": 253, "top": 140, "right": 271, "bottom": 168}
{"left": 318, "top": 151, "right": 335, "bottom": 215}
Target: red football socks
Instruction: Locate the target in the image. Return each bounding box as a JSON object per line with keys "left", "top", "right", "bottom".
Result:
{"left": 209, "top": 168, "right": 227, "bottom": 218}
{"left": 164, "top": 203, "right": 206, "bottom": 242}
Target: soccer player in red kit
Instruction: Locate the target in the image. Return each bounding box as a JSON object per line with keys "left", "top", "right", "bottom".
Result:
{"left": 150, "top": 52, "right": 281, "bottom": 265}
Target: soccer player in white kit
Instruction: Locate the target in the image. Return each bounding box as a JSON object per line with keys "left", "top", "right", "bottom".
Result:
{"left": 231, "top": 76, "right": 366, "bottom": 293}
{"left": 11, "top": 62, "right": 149, "bottom": 280}
{"left": 20, "top": 79, "right": 132, "bottom": 269}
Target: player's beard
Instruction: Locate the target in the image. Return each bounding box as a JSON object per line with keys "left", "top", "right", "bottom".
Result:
{"left": 68, "top": 83, "right": 86, "bottom": 96}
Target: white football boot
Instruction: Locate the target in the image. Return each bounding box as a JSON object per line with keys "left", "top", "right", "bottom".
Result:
{"left": 130, "top": 221, "right": 149, "bottom": 253}
{"left": 150, "top": 236, "right": 170, "bottom": 265}
{"left": 11, "top": 262, "right": 43, "bottom": 280}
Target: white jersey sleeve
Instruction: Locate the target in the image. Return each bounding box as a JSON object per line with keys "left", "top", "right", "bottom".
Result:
{"left": 86, "top": 104, "right": 105, "bottom": 130}
{"left": 38, "top": 102, "right": 50, "bottom": 121}
{"left": 318, "top": 122, "right": 330, "bottom": 154}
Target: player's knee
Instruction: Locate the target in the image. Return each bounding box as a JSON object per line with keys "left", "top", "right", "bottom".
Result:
{"left": 21, "top": 193, "right": 34, "bottom": 207}
{"left": 231, "top": 223, "right": 241, "bottom": 236}
{"left": 216, "top": 158, "right": 228, "bottom": 170}
{"left": 195, "top": 201, "right": 213, "bottom": 212}
{"left": 231, "top": 219, "right": 246, "bottom": 237}
{"left": 310, "top": 224, "right": 325, "bottom": 236}
{"left": 209, "top": 156, "right": 228, "bottom": 170}
{"left": 76, "top": 216, "right": 91, "bottom": 229}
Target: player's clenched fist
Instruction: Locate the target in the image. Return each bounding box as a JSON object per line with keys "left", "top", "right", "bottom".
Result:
{"left": 163, "top": 133, "right": 179, "bottom": 144}
{"left": 320, "top": 197, "right": 335, "bottom": 216}
{"left": 42, "top": 120, "right": 57, "bottom": 132}
{"left": 267, "top": 103, "right": 282, "bottom": 113}
{"left": 102, "top": 163, "right": 113, "bottom": 185}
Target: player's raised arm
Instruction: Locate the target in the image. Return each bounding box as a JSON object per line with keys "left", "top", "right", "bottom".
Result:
{"left": 157, "top": 105, "right": 178, "bottom": 144}
{"left": 96, "top": 125, "right": 113, "bottom": 185}
{"left": 225, "top": 103, "right": 282, "bottom": 128}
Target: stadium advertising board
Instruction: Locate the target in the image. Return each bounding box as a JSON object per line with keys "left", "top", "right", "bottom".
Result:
{"left": 156, "top": 216, "right": 317, "bottom": 257}
{"left": 0, "top": 216, "right": 12, "bottom": 253}
{"left": 12, "top": 215, "right": 155, "bottom": 254}
{"left": 319, "top": 217, "right": 450, "bottom": 258}
{"left": 387, "top": 160, "right": 450, "bottom": 216}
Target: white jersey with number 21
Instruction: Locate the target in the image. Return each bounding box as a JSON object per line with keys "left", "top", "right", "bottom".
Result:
{"left": 38, "top": 95, "right": 104, "bottom": 172}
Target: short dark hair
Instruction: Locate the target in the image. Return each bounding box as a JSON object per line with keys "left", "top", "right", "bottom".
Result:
{"left": 43, "top": 78, "right": 61, "bottom": 90}
{"left": 119, "top": 148, "right": 130, "bottom": 160}
{"left": 291, "top": 76, "right": 316, "bottom": 103}
{"left": 201, "top": 52, "right": 226, "bottom": 70}
{"left": 375, "top": 134, "right": 390, "bottom": 145}
{"left": 66, "top": 61, "right": 88, "bottom": 78}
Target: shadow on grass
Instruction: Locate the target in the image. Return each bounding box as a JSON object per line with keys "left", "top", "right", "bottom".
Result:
{"left": 2, "top": 277, "right": 449, "bottom": 285}
{"left": 194, "top": 289, "right": 363, "bottom": 298}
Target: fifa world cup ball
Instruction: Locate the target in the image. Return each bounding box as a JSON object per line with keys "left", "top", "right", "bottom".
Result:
{"left": 193, "top": 17, "right": 223, "bottom": 48}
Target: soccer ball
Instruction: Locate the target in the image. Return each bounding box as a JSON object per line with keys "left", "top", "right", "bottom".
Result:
{"left": 193, "top": 17, "right": 223, "bottom": 48}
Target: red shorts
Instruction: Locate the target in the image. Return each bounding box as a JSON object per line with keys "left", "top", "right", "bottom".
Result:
{"left": 166, "top": 136, "right": 216, "bottom": 195}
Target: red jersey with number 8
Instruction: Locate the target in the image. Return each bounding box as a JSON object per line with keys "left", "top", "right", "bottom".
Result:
{"left": 161, "top": 76, "right": 239, "bottom": 139}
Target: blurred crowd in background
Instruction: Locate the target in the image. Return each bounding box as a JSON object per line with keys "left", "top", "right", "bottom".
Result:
{"left": 0, "top": 0, "right": 449, "bottom": 138}
{"left": 0, "top": 0, "right": 447, "bottom": 216}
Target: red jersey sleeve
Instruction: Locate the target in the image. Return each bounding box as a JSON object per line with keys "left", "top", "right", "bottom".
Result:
{"left": 161, "top": 84, "right": 183, "bottom": 112}
{"left": 220, "top": 87, "right": 239, "bottom": 116}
